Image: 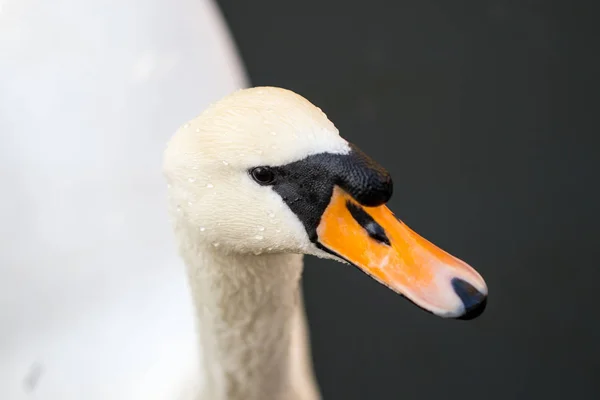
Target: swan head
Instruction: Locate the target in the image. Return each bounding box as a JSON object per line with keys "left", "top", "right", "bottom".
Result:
{"left": 164, "top": 86, "right": 487, "bottom": 320}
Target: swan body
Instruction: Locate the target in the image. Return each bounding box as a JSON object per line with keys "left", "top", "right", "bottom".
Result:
{"left": 0, "top": 0, "right": 246, "bottom": 398}
{"left": 164, "top": 87, "right": 488, "bottom": 400}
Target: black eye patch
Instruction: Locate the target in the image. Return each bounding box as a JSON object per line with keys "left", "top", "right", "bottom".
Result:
{"left": 248, "top": 143, "right": 392, "bottom": 243}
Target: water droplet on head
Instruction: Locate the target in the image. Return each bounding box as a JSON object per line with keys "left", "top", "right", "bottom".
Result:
{"left": 254, "top": 235, "right": 264, "bottom": 240}
{"left": 275, "top": 228, "right": 281, "bottom": 233}
{"left": 253, "top": 250, "right": 263, "bottom": 255}
{"left": 206, "top": 183, "right": 214, "bottom": 188}
{"left": 212, "top": 242, "right": 220, "bottom": 247}
{"left": 222, "top": 160, "right": 229, "bottom": 166}
{"left": 188, "top": 177, "right": 196, "bottom": 183}
{"left": 199, "top": 227, "right": 206, "bottom": 232}
{"left": 267, "top": 247, "right": 273, "bottom": 251}
{"left": 187, "top": 201, "right": 193, "bottom": 206}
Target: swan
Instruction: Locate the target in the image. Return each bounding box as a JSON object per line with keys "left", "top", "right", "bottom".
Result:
{"left": 163, "top": 86, "right": 488, "bottom": 400}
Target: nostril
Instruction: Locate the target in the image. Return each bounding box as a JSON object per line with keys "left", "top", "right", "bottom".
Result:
{"left": 451, "top": 278, "right": 487, "bottom": 320}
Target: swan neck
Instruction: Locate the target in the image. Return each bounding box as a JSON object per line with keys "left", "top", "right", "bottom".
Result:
{"left": 185, "top": 246, "right": 313, "bottom": 400}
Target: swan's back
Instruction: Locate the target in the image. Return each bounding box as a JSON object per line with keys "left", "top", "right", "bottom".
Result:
{"left": 0, "top": 0, "right": 246, "bottom": 398}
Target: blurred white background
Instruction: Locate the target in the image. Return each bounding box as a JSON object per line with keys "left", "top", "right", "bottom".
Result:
{"left": 0, "top": 0, "right": 247, "bottom": 398}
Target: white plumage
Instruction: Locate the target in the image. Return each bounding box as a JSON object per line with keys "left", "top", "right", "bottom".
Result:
{"left": 164, "top": 87, "right": 351, "bottom": 400}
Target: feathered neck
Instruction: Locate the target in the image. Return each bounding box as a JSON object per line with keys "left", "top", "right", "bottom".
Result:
{"left": 178, "top": 239, "right": 319, "bottom": 400}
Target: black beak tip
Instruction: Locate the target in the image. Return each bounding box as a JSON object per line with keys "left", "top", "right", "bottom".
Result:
{"left": 451, "top": 277, "right": 488, "bottom": 320}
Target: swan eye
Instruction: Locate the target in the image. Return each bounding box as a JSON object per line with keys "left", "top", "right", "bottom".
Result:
{"left": 250, "top": 167, "right": 276, "bottom": 185}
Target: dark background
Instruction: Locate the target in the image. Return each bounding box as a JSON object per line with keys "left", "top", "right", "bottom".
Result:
{"left": 215, "top": 1, "right": 599, "bottom": 399}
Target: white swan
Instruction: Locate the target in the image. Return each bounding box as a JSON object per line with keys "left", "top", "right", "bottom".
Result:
{"left": 163, "top": 86, "right": 488, "bottom": 400}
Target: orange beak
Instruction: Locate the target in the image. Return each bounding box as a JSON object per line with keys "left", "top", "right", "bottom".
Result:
{"left": 317, "top": 187, "right": 488, "bottom": 319}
